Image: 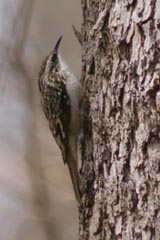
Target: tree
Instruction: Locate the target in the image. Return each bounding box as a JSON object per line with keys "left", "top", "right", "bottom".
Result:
{"left": 79, "top": 0, "right": 160, "bottom": 239}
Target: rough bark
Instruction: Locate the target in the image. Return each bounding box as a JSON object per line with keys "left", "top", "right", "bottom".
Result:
{"left": 79, "top": 0, "right": 160, "bottom": 239}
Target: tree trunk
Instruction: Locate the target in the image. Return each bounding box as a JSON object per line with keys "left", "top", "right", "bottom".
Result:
{"left": 79, "top": 0, "right": 160, "bottom": 239}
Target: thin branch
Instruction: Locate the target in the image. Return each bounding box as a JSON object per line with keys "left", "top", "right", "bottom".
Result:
{"left": 72, "top": 25, "right": 82, "bottom": 46}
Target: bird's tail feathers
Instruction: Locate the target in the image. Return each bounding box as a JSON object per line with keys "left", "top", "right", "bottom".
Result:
{"left": 66, "top": 150, "right": 81, "bottom": 206}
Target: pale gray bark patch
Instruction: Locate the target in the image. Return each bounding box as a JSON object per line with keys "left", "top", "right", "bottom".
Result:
{"left": 80, "top": 0, "right": 160, "bottom": 239}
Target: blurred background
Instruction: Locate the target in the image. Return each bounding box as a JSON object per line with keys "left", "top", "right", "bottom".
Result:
{"left": 0, "top": 0, "right": 81, "bottom": 239}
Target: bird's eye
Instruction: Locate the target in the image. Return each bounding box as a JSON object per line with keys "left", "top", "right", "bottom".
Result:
{"left": 51, "top": 53, "right": 57, "bottom": 62}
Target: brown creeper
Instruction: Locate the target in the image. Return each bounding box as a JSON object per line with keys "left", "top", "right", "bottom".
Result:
{"left": 38, "top": 36, "right": 81, "bottom": 205}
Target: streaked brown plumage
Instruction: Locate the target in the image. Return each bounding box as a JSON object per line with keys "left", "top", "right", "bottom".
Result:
{"left": 38, "top": 36, "right": 81, "bottom": 205}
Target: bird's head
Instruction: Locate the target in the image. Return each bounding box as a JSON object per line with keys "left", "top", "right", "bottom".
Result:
{"left": 47, "top": 35, "right": 63, "bottom": 73}
{"left": 38, "top": 35, "right": 63, "bottom": 91}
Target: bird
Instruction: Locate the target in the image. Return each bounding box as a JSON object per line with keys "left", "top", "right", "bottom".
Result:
{"left": 38, "top": 36, "right": 82, "bottom": 205}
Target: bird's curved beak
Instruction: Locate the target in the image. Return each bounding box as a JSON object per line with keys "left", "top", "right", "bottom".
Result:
{"left": 54, "top": 35, "right": 63, "bottom": 52}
